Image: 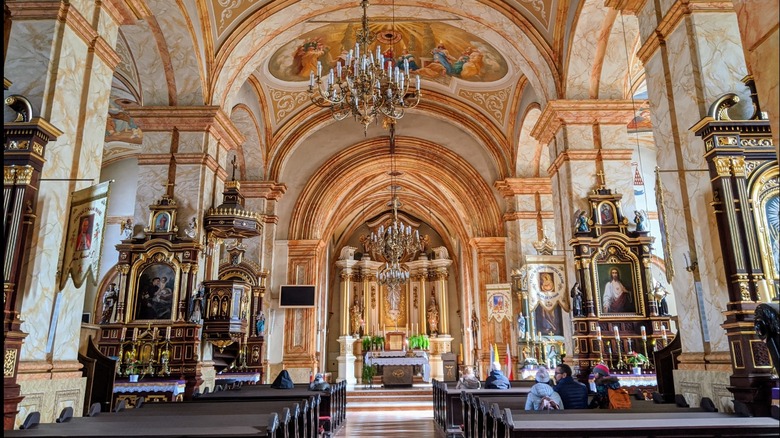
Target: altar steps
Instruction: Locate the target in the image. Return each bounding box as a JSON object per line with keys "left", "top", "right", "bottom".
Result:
{"left": 347, "top": 385, "right": 433, "bottom": 412}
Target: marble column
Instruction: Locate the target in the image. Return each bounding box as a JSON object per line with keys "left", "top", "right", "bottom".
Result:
{"left": 468, "top": 237, "right": 507, "bottom": 372}
{"left": 4, "top": 0, "right": 127, "bottom": 427}
{"left": 614, "top": 0, "right": 753, "bottom": 412}
{"left": 531, "top": 101, "right": 637, "bottom": 312}
{"left": 495, "top": 177, "right": 555, "bottom": 263}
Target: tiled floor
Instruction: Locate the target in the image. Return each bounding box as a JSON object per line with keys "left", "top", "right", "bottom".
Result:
{"left": 334, "top": 410, "right": 444, "bottom": 437}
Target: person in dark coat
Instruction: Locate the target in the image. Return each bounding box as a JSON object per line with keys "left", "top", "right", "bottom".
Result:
{"left": 308, "top": 373, "right": 331, "bottom": 391}
{"left": 588, "top": 364, "right": 621, "bottom": 409}
{"left": 484, "top": 361, "right": 511, "bottom": 389}
{"left": 554, "top": 363, "right": 588, "bottom": 409}
{"left": 271, "top": 369, "right": 295, "bottom": 389}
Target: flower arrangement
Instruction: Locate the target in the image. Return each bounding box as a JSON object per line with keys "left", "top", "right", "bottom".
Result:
{"left": 371, "top": 335, "right": 385, "bottom": 350}
{"left": 408, "top": 334, "right": 430, "bottom": 350}
{"left": 626, "top": 351, "right": 649, "bottom": 367}
{"left": 361, "top": 336, "right": 372, "bottom": 351}
{"left": 125, "top": 358, "right": 141, "bottom": 376}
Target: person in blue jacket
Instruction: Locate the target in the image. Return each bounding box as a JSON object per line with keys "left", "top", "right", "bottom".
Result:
{"left": 484, "top": 361, "right": 511, "bottom": 389}
{"left": 554, "top": 363, "right": 588, "bottom": 409}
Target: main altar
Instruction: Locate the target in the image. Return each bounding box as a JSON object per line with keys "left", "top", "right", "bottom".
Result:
{"left": 364, "top": 350, "right": 431, "bottom": 387}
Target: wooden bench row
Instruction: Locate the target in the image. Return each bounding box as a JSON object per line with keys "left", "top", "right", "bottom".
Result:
{"left": 6, "top": 398, "right": 309, "bottom": 437}
{"left": 195, "top": 380, "right": 347, "bottom": 436}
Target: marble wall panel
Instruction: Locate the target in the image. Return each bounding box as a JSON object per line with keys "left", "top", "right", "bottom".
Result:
{"left": 232, "top": 108, "right": 265, "bottom": 180}
{"left": 563, "top": 125, "right": 595, "bottom": 151}
{"left": 97, "top": 6, "right": 120, "bottom": 47}
{"left": 505, "top": 220, "right": 523, "bottom": 269}
{"left": 514, "top": 194, "right": 535, "bottom": 210}
{"left": 148, "top": 0, "right": 204, "bottom": 106}
{"left": 518, "top": 220, "right": 539, "bottom": 257}
{"left": 243, "top": 198, "right": 265, "bottom": 265}
{"left": 568, "top": 160, "right": 599, "bottom": 201}
{"left": 142, "top": 132, "right": 174, "bottom": 154}
{"left": 674, "top": 369, "right": 733, "bottom": 413}
{"left": 748, "top": 30, "right": 779, "bottom": 149}
{"left": 16, "top": 376, "right": 85, "bottom": 427}
{"left": 177, "top": 131, "right": 207, "bottom": 154}
{"left": 4, "top": 21, "right": 56, "bottom": 113}
{"left": 174, "top": 164, "right": 209, "bottom": 233}
{"left": 539, "top": 193, "right": 554, "bottom": 212}
{"left": 565, "top": 0, "right": 603, "bottom": 99}
{"left": 134, "top": 165, "right": 169, "bottom": 228}
{"left": 637, "top": 1, "right": 659, "bottom": 45}
{"left": 602, "top": 159, "right": 636, "bottom": 215}
{"left": 659, "top": 0, "right": 676, "bottom": 18}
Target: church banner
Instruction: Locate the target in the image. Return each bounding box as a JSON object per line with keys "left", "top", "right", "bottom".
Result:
{"left": 59, "top": 181, "right": 112, "bottom": 290}
{"left": 486, "top": 283, "right": 512, "bottom": 322}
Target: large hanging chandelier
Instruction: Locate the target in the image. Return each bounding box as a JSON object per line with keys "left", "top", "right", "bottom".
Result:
{"left": 308, "top": 0, "right": 421, "bottom": 133}
{"left": 367, "top": 145, "right": 422, "bottom": 322}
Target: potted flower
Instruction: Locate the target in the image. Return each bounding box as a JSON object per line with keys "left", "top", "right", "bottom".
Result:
{"left": 361, "top": 336, "right": 372, "bottom": 351}
{"left": 125, "top": 358, "right": 141, "bottom": 382}
{"left": 626, "top": 351, "right": 649, "bottom": 374}
{"left": 408, "top": 334, "right": 430, "bottom": 350}
{"left": 371, "top": 336, "right": 385, "bottom": 351}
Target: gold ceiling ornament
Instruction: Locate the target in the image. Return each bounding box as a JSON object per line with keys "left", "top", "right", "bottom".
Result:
{"left": 307, "top": 0, "right": 421, "bottom": 134}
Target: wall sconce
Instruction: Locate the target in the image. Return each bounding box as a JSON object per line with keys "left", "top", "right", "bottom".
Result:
{"left": 683, "top": 252, "right": 698, "bottom": 273}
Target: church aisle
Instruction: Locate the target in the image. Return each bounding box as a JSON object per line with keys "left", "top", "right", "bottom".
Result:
{"left": 334, "top": 410, "right": 444, "bottom": 437}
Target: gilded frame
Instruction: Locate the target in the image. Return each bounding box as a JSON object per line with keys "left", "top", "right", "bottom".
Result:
{"left": 750, "top": 165, "right": 779, "bottom": 300}
{"left": 592, "top": 243, "right": 645, "bottom": 317}
{"left": 127, "top": 249, "right": 181, "bottom": 323}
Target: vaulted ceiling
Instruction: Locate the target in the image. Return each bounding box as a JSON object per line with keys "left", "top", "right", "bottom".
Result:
{"left": 105, "top": 0, "right": 645, "bottom": 253}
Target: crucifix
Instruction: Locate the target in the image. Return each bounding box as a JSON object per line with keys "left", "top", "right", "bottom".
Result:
{"left": 596, "top": 170, "right": 606, "bottom": 188}
{"left": 230, "top": 155, "right": 238, "bottom": 181}
{"left": 164, "top": 181, "right": 176, "bottom": 197}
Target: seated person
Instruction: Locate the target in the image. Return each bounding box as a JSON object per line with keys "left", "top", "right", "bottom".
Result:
{"left": 588, "top": 364, "right": 621, "bottom": 409}
{"left": 526, "top": 366, "right": 564, "bottom": 410}
{"left": 308, "top": 373, "right": 331, "bottom": 391}
{"left": 484, "top": 361, "right": 510, "bottom": 389}
{"left": 554, "top": 363, "right": 588, "bottom": 409}
{"left": 455, "top": 366, "right": 481, "bottom": 389}
{"left": 270, "top": 369, "right": 295, "bottom": 389}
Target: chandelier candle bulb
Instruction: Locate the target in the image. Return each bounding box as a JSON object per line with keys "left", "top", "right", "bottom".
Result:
{"left": 310, "top": 72, "right": 314, "bottom": 87}
{"left": 317, "top": 61, "right": 322, "bottom": 77}
{"left": 376, "top": 45, "right": 381, "bottom": 62}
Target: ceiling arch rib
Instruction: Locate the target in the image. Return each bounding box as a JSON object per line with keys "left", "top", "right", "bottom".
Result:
{"left": 209, "top": 0, "right": 559, "bottom": 111}
{"left": 230, "top": 104, "right": 265, "bottom": 180}
{"left": 289, "top": 139, "right": 502, "bottom": 242}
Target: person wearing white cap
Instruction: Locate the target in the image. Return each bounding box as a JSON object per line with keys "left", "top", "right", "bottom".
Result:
{"left": 484, "top": 361, "right": 510, "bottom": 389}
{"left": 525, "top": 366, "right": 564, "bottom": 410}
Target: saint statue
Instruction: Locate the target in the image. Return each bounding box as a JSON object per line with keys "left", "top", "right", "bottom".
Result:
{"left": 100, "top": 283, "right": 118, "bottom": 324}
{"left": 349, "top": 295, "right": 362, "bottom": 336}
{"left": 189, "top": 282, "right": 204, "bottom": 323}
{"left": 517, "top": 313, "right": 526, "bottom": 339}
{"left": 256, "top": 310, "right": 266, "bottom": 335}
{"left": 427, "top": 292, "right": 439, "bottom": 335}
{"left": 570, "top": 282, "right": 584, "bottom": 317}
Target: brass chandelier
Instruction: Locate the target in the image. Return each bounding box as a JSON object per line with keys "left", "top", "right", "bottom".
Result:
{"left": 308, "top": 0, "right": 421, "bottom": 133}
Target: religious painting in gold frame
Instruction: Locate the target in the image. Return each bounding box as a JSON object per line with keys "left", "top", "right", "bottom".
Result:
{"left": 592, "top": 243, "right": 645, "bottom": 317}
{"left": 128, "top": 249, "right": 181, "bottom": 322}
{"left": 750, "top": 164, "right": 779, "bottom": 301}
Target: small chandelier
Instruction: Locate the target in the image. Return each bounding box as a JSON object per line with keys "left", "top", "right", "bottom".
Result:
{"left": 308, "top": 0, "right": 421, "bottom": 133}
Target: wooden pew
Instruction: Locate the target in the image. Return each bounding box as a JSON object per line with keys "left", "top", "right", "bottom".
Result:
{"left": 493, "top": 408, "right": 780, "bottom": 438}
{"left": 5, "top": 408, "right": 281, "bottom": 437}
{"left": 431, "top": 378, "right": 531, "bottom": 436}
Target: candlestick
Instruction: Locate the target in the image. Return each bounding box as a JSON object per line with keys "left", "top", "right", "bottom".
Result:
{"left": 613, "top": 325, "right": 620, "bottom": 340}
{"left": 640, "top": 326, "right": 647, "bottom": 340}
{"left": 460, "top": 344, "right": 464, "bottom": 362}
{"left": 596, "top": 325, "right": 602, "bottom": 340}
{"left": 537, "top": 331, "right": 542, "bottom": 342}
{"left": 166, "top": 326, "right": 171, "bottom": 340}
{"left": 120, "top": 327, "right": 127, "bottom": 341}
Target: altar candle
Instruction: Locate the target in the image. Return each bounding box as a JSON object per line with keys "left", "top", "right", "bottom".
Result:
{"left": 661, "top": 324, "right": 668, "bottom": 341}
{"left": 166, "top": 326, "right": 171, "bottom": 340}
{"left": 596, "top": 325, "right": 602, "bottom": 340}
{"left": 613, "top": 325, "right": 620, "bottom": 340}
{"left": 537, "top": 331, "right": 542, "bottom": 342}
{"left": 641, "top": 326, "right": 647, "bottom": 340}
{"left": 460, "top": 344, "right": 464, "bottom": 362}
{"left": 120, "top": 327, "right": 127, "bottom": 341}
{"left": 132, "top": 328, "right": 138, "bottom": 341}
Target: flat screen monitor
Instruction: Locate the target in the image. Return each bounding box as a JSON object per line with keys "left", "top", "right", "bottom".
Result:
{"left": 279, "top": 285, "right": 316, "bottom": 308}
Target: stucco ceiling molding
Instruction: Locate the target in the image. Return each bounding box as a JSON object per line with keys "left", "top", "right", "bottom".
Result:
{"left": 126, "top": 106, "right": 245, "bottom": 150}
{"left": 494, "top": 177, "right": 552, "bottom": 196}
{"left": 290, "top": 138, "right": 502, "bottom": 242}
{"left": 238, "top": 181, "right": 288, "bottom": 200}
{"left": 603, "top": 0, "right": 647, "bottom": 15}
{"left": 457, "top": 87, "right": 513, "bottom": 126}
{"left": 103, "top": 0, "right": 147, "bottom": 24}
{"left": 137, "top": 153, "right": 173, "bottom": 165}
{"left": 503, "top": 211, "right": 554, "bottom": 221}
{"left": 172, "top": 152, "right": 221, "bottom": 174}
{"left": 530, "top": 99, "right": 636, "bottom": 145}
{"left": 265, "top": 87, "right": 313, "bottom": 127}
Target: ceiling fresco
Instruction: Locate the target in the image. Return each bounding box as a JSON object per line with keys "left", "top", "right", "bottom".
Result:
{"left": 268, "top": 20, "right": 509, "bottom": 85}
